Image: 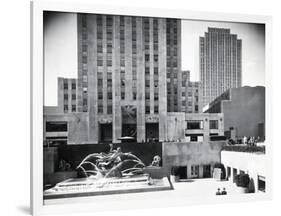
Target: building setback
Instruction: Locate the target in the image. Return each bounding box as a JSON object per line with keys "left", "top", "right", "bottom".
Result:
{"left": 200, "top": 27, "right": 242, "bottom": 109}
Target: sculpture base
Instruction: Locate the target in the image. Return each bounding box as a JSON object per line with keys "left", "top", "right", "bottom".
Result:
{"left": 44, "top": 174, "right": 173, "bottom": 200}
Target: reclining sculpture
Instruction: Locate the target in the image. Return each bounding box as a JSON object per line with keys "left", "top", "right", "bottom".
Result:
{"left": 76, "top": 144, "right": 147, "bottom": 179}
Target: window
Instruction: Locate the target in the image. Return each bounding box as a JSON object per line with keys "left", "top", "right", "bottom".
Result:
{"left": 46, "top": 122, "right": 67, "bottom": 132}
{"left": 63, "top": 82, "right": 68, "bottom": 90}
{"left": 145, "top": 67, "right": 150, "bottom": 74}
{"left": 107, "top": 60, "right": 112, "bottom": 66}
{"left": 97, "top": 32, "right": 103, "bottom": 40}
{"left": 82, "top": 56, "right": 87, "bottom": 63}
{"left": 82, "top": 33, "right": 87, "bottom": 40}
{"left": 154, "top": 67, "right": 158, "bottom": 74}
{"left": 187, "top": 121, "right": 203, "bottom": 130}
{"left": 97, "top": 44, "right": 103, "bottom": 52}
{"left": 64, "top": 94, "right": 68, "bottom": 101}
{"left": 98, "top": 79, "right": 103, "bottom": 86}
{"left": 71, "top": 83, "right": 76, "bottom": 89}
{"left": 145, "top": 54, "right": 150, "bottom": 61}
{"left": 191, "top": 165, "right": 199, "bottom": 177}
{"left": 145, "top": 106, "right": 150, "bottom": 114}
{"left": 209, "top": 120, "right": 218, "bottom": 129}
{"left": 72, "top": 94, "right": 76, "bottom": 100}
{"left": 81, "top": 16, "right": 87, "bottom": 28}
{"left": 107, "top": 44, "right": 112, "bottom": 53}
{"left": 154, "top": 55, "right": 158, "bottom": 62}
{"left": 107, "top": 106, "right": 112, "bottom": 114}
{"left": 120, "top": 56, "right": 125, "bottom": 66}
{"left": 97, "top": 60, "right": 103, "bottom": 66}
{"left": 98, "top": 105, "right": 103, "bottom": 113}
{"left": 71, "top": 105, "right": 76, "bottom": 112}
{"left": 98, "top": 92, "right": 103, "bottom": 100}
{"left": 154, "top": 106, "right": 158, "bottom": 113}
{"left": 82, "top": 44, "right": 87, "bottom": 52}
{"left": 107, "top": 92, "right": 112, "bottom": 99}
{"left": 145, "top": 92, "right": 150, "bottom": 100}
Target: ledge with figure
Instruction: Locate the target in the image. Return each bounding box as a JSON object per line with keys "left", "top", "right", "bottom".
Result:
{"left": 44, "top": 144, "right": 173, "bottom": 200}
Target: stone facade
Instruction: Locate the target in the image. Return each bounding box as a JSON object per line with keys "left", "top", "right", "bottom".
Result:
{"left": 163, "top": 141, "right": 225, "bottom": 179}
{"left": 204, "top": 86, "right": 265, "bottom": 140}
{"left": 181, "top": 70, "right": 202, "bottom": 113}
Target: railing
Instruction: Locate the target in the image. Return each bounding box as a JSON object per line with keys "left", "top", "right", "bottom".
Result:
{"left": 222, "top": 144, "right": 265, "bottom": 154}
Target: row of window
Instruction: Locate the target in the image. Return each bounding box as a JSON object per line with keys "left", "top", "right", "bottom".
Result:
{"left": 63, "top": 82, "right": 76, "bottom": 90}
{"left": 186, "top": 120, "right": 219, "bottom": 130}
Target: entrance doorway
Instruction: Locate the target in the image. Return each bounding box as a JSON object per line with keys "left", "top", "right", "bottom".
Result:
{"left": 203, "top": 165, "right": 211, "bottom": 178}
{"left": 100, "top": 123, "right": 112, "bottom": 143}
{"left": 172, "top": 166, "right": 187, "bottom": 180}
{"left": 146, "top": 123, "right": 159, "bottom": 142}
{"left": 122, "top": 124, "right": 137, "bottom": 141}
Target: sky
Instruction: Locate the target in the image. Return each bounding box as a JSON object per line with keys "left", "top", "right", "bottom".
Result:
{"left": 181, "top": 20, "right": 265, "bottom": 83}
{"left": 44, "top": 12, "right": 265, "bottom": 106}
{"left": 44, "top": 12, "right": 77, "bottom": 106}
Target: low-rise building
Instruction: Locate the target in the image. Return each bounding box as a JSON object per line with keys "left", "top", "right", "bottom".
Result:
{"left": 221, "top": 147, "right": 266, "bottom": 193}
{"left": 204, "top": 86, "right": 265, "bottom": 141}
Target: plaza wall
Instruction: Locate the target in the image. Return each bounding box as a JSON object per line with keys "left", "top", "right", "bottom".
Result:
{"left": 162, "top": 141, "right": 225, "bottom": 178}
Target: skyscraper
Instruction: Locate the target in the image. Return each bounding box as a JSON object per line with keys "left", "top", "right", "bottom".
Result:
{"left": 200, "top": 27, "right": 242, "bottom": 108}
{"left": 75, "top": 13, "right": 181, "bottom": 143}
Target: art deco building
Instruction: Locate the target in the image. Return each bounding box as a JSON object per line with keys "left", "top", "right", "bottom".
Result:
{"left": 200, "top": 27, "right": 242, "bottom": 108}
{"left": 57, "top": 14, "right": 182, "bottom": 143}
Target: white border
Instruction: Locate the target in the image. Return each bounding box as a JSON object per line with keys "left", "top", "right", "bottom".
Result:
{"left": 31, "top": 0, "right": 272, "bottom": 215}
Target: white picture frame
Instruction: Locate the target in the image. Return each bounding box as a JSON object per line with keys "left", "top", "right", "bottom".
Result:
{"left": 31, "top": 0, "right": 272, "bottom": 215}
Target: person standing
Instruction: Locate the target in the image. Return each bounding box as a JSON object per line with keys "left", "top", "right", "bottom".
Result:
{"left": 216, "top": 188, "right": 221, "bottom": 195}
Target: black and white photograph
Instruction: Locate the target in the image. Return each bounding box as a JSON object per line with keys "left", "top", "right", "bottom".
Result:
{"left": 41, "top": 6, "right": 268, "bottom": 208}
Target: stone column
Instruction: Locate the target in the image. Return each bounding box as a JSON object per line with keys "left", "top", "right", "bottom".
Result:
{"left": 124, "top": 17, "right": 133, "bottom": 101}
{"left": 158, "top": 18, "right": 167, "bottom": 142}
{"left": 136, "top": 17, "right": 146, "bottom": 142}
{"left": 87, "top": 14, "right": 99, "bottom": 143}
{"left": 199, "top": 165, "right": 204, "bottom": 178}
{"left": 112, "top": 16, "right": 122, "bottom": 143}
{"left": 149, "top": 18, "right": 155, "bottom": 113}
{"left": 102, "top": 15, "right": 108, "bottom": 114}
{"left": 176, "top": 19, "right": 182, "bottom": 112}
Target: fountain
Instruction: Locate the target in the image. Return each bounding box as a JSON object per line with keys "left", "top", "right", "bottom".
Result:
{"left": 44, "top": 144, "right": 172, "bottom": 200}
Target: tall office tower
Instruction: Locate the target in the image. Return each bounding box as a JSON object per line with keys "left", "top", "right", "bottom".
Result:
{"left": 166, "top": 19, "right": 182, "bottom": 112}
{"left": 76, "top": 14, "right": 181, "bottom": 143}
{"left": 200, "top": 27, "right": 242, "bottom": 108}
{"left": 181, "top": 70, "right": 202, "bottom": 113}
